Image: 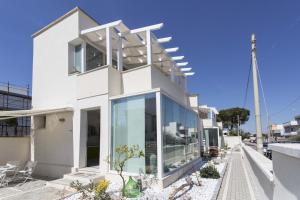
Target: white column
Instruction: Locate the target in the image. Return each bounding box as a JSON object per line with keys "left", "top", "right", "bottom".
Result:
{"left": 106, "top": 27, "right": 112, "bottom": 66}
{"left": 146, "top": 30, "right": 152, "bottom": 65}
{"left": 117, "top": 36, "right": 123, "bottom": 71}
{"left": 30, "top": 116, "right": 35, "bottom": 161}
{"left": 156, "top": 92, "right": 163, "bottom": 180}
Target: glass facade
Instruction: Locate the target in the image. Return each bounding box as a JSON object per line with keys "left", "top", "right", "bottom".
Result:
{"left": 111, "top": 93, "right": 157, "bottom": 174}
{"left": 162, "top": 95, "right": 199, "bottom": 174}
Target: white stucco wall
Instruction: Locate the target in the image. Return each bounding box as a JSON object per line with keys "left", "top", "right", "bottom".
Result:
{"left": 122, "top": 66, "right": 152, "bottom": 94}
{"left": 270, "top": 144, "right": 300, "bottom": 200}
{"left": 243, "top": 145, "right": 274, "bottom": 200}
{"left": 32, "top": 12, "right": 79, "bottom": 109}
{"left": 33, "top": 112, "right": 73, "bottom": 178}
{"left": 151, "top": 66, "right": 187, "bottom": 106}
{"left": 0, "top": 137, "right": 30, "bottom": 165}
{"left": 223, "top": 136, "right": 241, "bottom": 148}
{"left": 76, "top": 67, "right": 109, "bottom": 99}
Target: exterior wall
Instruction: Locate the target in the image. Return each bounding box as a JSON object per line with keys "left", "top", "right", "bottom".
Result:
{"left": 108, "top": 67, "right": 122, "bottom": 96}
{"left": 243, "top": 145, "right": 274, "bottom": 200}
{"left": 270, "top": 144, "right": 300, "bottom": 200}
{"left": 202, "top": 118, "right": 217, "bottom": 128}
{"left": 188, "top": 95, "right": 198, "bottom": 108}
{"left": 151, "top": 66, "right": 187, "bottom": 106}
{"left": 73, "top": 95, "right": 109, "bottom": 173}
{"left": 33, "top": 112, "right": 73, "bottom": 178}
{"left": 223, "top": 136, "right": 241, "bottom": 148}
{"left": 76, "top": 67, "right": 109, "bottom": 99}
{"left": 121, "top": 66, "right": 152, "bottom": 94}
{"left": 32, "top": 12, "right": 79, "bottom": 109}
{"left": 0, "top": 137, "right": 30, "bottom": 165}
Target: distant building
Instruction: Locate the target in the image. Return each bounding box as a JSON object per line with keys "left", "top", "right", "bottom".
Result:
{"left": 198, "top": 105, "right": 223, "bottom": 150}
{"left": 269, "top": 124, "right": 284, "bottom": 137}
{"left": 0, "top": 82, "right": 31, "bottom": 136}
{"left": 283, "top": 119, "right": 300, "bottom": 136}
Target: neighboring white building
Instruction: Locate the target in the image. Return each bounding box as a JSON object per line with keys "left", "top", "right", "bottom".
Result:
{"left": 269, "top": 124, "right": 284, "bottom": 137}
{"left": 0, "top": 7, "right": 205, "bottom": 187}
{"left": 270, "top": 115, "right": 300, "bottom": 137}
{"left": 198, "top": 105, "right": 223, "bottom": 151}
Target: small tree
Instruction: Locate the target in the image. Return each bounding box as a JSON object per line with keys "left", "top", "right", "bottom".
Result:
{"left": 108, "top": 145, "right": 144, "bottom": 196}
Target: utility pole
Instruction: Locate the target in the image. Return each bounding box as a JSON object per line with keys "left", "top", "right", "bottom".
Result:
{"left": 251, "top": 33, "right": 263, "bottom": 154}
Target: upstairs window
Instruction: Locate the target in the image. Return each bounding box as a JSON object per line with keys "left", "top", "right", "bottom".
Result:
{"left": 86, "top": 43, "right": 105, "bottom": 71}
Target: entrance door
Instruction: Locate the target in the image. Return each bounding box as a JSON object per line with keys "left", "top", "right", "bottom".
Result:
{"left": 86, "top": 109, "right": 100, "bottom": 167}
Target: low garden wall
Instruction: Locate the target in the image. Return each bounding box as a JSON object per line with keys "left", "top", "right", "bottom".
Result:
{"left": 242, "top": 145, "right": 274, "bottom": 200}
{"left": 0, "top": 136, "right": 30, "bottom": 165}
{"left": 270, "top": 144, "right": 300, "bottom": 200}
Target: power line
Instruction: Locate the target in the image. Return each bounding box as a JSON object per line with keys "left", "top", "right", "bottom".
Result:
{"left": 271, "top": 95, "right": 300, "bottom": 117}
{"left": 242, "top": 56, "right": 252, "bottom": 108}
{"left": 255, "top": 58, "right": 271, "bottom": 133}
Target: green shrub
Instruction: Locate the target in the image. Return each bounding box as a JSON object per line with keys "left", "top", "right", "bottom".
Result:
{"left": 199, "top": 165, "right": 220, "bottom": 179}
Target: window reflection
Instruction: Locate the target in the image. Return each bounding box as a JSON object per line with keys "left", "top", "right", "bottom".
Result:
{"left": 111, "top": 93, "right": 157, "bottom": 174}
{"left": 162, "top": 95, "right": 199, "bottom": 173}
{"left": 86, "top": 43, "right": 105, "bottom": 71}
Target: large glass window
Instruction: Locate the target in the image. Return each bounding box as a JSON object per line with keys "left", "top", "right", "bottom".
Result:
{"left": 111, "top": 93, "right": 157, "bottom": 174}
{"left": 86, "top": 43, "right": 105, "bottom": 71}
{"left": 162, "top": 95, "right": 199, "bottom": 174}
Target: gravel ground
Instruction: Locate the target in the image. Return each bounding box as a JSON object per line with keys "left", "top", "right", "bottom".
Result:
{"left": 64, "top": 161, "right": 226, "bottom": 200}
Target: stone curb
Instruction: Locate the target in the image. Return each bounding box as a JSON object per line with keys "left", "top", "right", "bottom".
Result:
{"left": 210, "top": 158, "right": 229, "bottom": 200}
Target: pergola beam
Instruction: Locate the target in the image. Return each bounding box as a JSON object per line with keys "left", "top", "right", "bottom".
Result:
{"left": 184, "top": 72, "right": 195, "bottom": 76}
{"left": 157, "top": 37, "right": 172, "bottom": 43}
{"left": 180, "top": 68, "right": 192, "bottom": 72}
{"left": 176, "top": 62, "right": 188, "bottom": 67}
{"left": 130, "top": 23, "right": 164, "bottom": 34}
{"left": 172, "top": 56, "right": 185, "bottom": 61}
{"left": 165, "top": 47, "right": 179, "bottom": 53}
{"left": 81, "top": 20, "right": 122, "bottom": 35}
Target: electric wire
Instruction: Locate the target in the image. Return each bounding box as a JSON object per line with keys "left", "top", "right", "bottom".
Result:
{"left": 242, "top": 56, "right": 252, "bottom": 108}
{"left": 255, "top": 57, "right": 271, "bottom": 130}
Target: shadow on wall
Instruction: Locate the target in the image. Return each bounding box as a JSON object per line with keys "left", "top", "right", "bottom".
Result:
{"left": 272, "top": 151, "right": 300, "bottom": 200}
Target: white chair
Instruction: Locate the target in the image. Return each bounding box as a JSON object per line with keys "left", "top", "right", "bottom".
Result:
{"left": 16, "top": 161, "right": 37, "bottom": 184}
{"left": 0, "top": 173, "right": 8, "bottom": 187}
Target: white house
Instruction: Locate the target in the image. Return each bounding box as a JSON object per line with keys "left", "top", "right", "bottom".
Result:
{"left": 0, "top": 7, "right": 205, "bottom": 187}
{"left": 198, "top": 105, "right": 223, "bottom": 151}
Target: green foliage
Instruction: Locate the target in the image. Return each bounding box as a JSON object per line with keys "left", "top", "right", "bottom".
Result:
{"left": 288, "top": 135, "right": 300, "bottom": 141}
{"left": 217, "top": 107, "right": 250, "bottom": 131}
{"left": 107, "top": 145, "right": 144, "bottom": 197}
{"left": 199, "top": 164, "right": 220, "bottom": 179}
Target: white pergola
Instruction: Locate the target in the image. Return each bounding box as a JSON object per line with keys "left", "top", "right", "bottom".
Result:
{"left": 80, "top": 20, "right": 195, "bottom": 79}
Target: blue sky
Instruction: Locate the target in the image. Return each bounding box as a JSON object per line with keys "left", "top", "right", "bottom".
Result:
{"left": 1, "top": 0, "right": 300, "bottom": 132}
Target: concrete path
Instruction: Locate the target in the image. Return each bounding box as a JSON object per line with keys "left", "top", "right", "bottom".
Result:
{"left": 217, "top": 147, "right": 255, "bottom": 200}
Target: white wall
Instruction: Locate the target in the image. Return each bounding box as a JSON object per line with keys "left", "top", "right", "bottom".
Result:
{"left": 270, "top": 144, "right": 300, "bottom": 200}
{"left": 0, "top": 137, "right": 30, "bottom": 165}
{"left": 151, "top": 66, "right": 188, "bottom": 106}
{"left": 243, "top": 145, "right": 274, "bottom": 200}
{"left": 33, "top": 112, "right": 73, "bottom": 178}
{"left": 76, "top": 67, "right": 109, "bottom": 99}
{"left": 224, "top": 136, "right": 241, "bottom": 148}
{"left": 32, "top": 11, "right": 79, "bottom": 109}
{"left": 122, "top": 66, "right": 152, "bottom": 94}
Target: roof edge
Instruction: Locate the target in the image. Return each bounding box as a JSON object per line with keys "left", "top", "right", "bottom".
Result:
{"left": 31, "top": 7, "right": 100, "bottom": 38}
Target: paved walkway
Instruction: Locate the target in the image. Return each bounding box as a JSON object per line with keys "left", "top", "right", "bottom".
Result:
{"left": 217, "top": 147, "right": 255, "bottom": 200}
